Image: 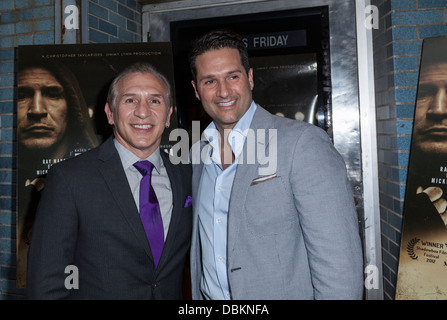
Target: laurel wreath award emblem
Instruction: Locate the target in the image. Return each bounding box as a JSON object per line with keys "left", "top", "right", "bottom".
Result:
{"left": 407, "top": 237, "right": 420, "bottom": 260}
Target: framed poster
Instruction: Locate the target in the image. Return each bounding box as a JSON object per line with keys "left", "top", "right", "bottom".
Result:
{"left": 16, "top": 42, "right": 177, "bottom": 288}
{"left": 396, "top": 36, "right": 447, "bottom": 299}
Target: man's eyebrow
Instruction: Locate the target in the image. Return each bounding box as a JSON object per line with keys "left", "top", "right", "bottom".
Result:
{"left": 227, "top": 69, "right": 243, "bottom": 74}
{"left": 120, "top": 93, "right": 137, "bottom": 98}
{"left": 18, "top": 84, "right": 63, "bottom": 88}
{"left": 419, "top": 80, "right": 447, "bottom": 87}
{"left": 147, "top": 93, "right": 166, "bottom": 101}
{"left": 149, "top": 93, "right": 165, "bottom": 98}
{"left": 198, "top": 74, "right": 215, "bottom": 82}
{"left": 120, "top": 93, "right": 166, "bottom": 99}
{"left": 18, "top": 85, "right": 64, "bottom": 94}
{"left": 42, "top": 85, "right": 64, "bottom": 91}
{"left": 198, "top": 69, "right": 243, "bottom": 82}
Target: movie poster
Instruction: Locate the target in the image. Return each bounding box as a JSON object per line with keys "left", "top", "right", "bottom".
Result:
{"left": 16, "top": 42, "right": 177, "bottom": 288}
{"left": 250, "top": 53, "right": 318, "bottom": 125}
{"left": 396, "top": 36, "right": 447, "bottom": 299}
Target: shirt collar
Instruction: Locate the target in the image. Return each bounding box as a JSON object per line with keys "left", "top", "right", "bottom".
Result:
{"left": 113, "top": 138, "right": 162, "bottom": 174}
{"left": 203, "top": 101, "right": 257, "bottom": 163}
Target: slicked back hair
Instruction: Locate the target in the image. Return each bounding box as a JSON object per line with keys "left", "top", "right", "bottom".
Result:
{"left": 106, "top": 62, "right": 172, "bottom": 110}
{"left": 188, "top": 29, "right": 250, "bottom": 82}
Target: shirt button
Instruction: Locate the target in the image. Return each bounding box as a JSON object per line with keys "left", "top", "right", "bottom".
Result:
{"left": 218, "top": 256, "right": 223, "bottom": 261}
{"left": 216, "top": 219, "right": 221, "bottom": 224}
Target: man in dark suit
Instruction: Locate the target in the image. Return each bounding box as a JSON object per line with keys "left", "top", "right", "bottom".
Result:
{"left": 27, "top": 62, "right": 192, "bottom": 299}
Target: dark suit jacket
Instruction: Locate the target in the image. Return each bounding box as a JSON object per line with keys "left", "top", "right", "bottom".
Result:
{"left": 27, "top": 137, "right": 192, "bottom": 299}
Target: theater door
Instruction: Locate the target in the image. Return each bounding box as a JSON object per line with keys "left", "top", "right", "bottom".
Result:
{"left": 141, "top": 0, "right": 382, "bottom": 299}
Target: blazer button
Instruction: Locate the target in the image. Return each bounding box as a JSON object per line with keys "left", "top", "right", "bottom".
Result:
{"left": 152, "top": 282, "right": 158, "bottom": 289}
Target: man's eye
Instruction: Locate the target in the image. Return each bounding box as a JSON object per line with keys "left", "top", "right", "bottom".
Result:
{"left": 202, "top": 80, "right": 216, "bottom": 88}
{"left": 18, "top": 87, "right": 34, "bottom": 100}
{"left": 418, "top": 85, "right": 437, "bottom": 99}
{"left": 125, "top": 98, "right": 136, "bottom": 103}
{"left": 42, "top": 87, "right": 65, "bottom": 99}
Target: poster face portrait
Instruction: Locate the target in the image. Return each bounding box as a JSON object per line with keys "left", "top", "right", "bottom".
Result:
{"left": 17, "top": 67, "right": 69, "bottom": 153}
{"left": 17, "top": 60, "right": 99, "bottom": 169}
{"left": 16, "top": 43, "right": 177, "bottom": 288}
{"left": 412, "top": 61, "right": 447, "bottom": 158}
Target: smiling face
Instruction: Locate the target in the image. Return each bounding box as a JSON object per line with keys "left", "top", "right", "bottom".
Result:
{"left": 17, "top": 67, "right": 68, "bottom": 155}
{"left": 413, "top": 62, "right": 447, "bottom": 157}
{"left": 192, "top": 47, "right": 254, "bottom": 133}
{"left": 105, "top": 71, "right": 173, "bottom": 159}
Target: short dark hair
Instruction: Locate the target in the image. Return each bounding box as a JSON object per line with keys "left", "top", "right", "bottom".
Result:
{"left": 188, "top": 29, "right": 250, "bottom": 82}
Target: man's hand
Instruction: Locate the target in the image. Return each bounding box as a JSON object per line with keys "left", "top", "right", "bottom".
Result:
{"left": 417, "top": 186, "right": 447, "bottom": 225}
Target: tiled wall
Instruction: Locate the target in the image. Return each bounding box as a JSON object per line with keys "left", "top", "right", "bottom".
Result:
{"left": 88, "top": 0, "right": 142, "bottom": 43}
{"left": 0, "top": 0, "right": 56, "bottom": 299}
{"left": 0, "top": 0, "right": 142, "bottom": 299}
{"left": 372, "top": 0, "right": 447, "bottom": 299}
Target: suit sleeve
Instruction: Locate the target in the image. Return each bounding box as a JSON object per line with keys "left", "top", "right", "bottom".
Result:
{"left": 27, "top": 165, "right": 78, "bottom": 299}
{"left": 290, "top": 125, "right": 364, "bottom": 299}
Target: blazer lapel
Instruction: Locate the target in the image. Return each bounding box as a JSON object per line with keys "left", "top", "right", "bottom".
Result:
{"left": 192, "top": 141, "right": 209, "bottom": 210}
{"left": 98, "top": 138, "right": 153, "bottom": 259}
{"left": 228, "top": 106, "right": 275, "bottom": 255}
{"left": 191, "top": 140, "right": 209, "bottom": 230}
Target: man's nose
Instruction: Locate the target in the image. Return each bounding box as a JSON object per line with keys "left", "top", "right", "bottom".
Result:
{"left": 429, "top": 87, "right": 447, "bottom": 115}
{"left": 27, "top": 91, "right": 47, "bottom": 118}
{"left": 216, "top": 80, "right": 230, "bottom": 98}
{"left": 134, "top": 99, "right": 152, "bottom": 118}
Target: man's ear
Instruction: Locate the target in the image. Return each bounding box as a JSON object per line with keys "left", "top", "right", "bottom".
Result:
{"left": 104, "top": 103, "right": 114, "bottom": 125}
{"left": 191, "top": 80, "right": 200, "bottom": 100}
{"left": 165, "top": 106, "right": 173, "bottom": 128}
{"left": 248, "top": 68, "right": 254, "bottom": 91}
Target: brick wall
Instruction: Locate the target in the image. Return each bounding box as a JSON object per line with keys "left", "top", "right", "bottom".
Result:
{"left": 88, "top": 0, "right": 142, "bottom": 43}
{"left": 0, "top": 0, "right": 142, "bottom": 299}
{"left": 0, "top": 0, "right": 55, "bottom": 300}
{"left": 372, "top": 0, "right": 447, "bottom": 299}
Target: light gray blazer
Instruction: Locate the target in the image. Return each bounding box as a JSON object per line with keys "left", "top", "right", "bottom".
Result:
{"left": 190, "top": 105, "right": 364, "bottom": 300}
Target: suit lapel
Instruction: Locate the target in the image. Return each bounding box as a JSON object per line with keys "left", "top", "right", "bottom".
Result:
{"left": 228, "top": 106, "right": 275, "bottom": 255}
{"left": 98, "top": 138, "right": 153, "bottom": 259}
{"left": 156, "top": 151, "right": 182, "bottom": 270}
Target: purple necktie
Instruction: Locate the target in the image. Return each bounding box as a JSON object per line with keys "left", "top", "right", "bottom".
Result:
{"left": 134, "top": 160, "right": 164, "bottom": 268}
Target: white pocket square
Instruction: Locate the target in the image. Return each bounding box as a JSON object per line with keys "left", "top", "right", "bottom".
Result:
{"left": 250, "top": 173, "right": 278, "bottom": 186}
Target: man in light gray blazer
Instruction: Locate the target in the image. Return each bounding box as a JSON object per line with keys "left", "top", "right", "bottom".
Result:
{"left": 188, "top": 29, "right": 364, "bottom": 300}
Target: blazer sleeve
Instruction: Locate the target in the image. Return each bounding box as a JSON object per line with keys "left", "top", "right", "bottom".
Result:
{"left": 27, "top": 164, "right": 79, "bottom": 299}
{"left": 290, "top": 125, "right": 364, "bottom": 299}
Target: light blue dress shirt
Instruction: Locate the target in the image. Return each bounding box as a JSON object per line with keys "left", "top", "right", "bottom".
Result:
{"left": 198, "top": 102, "right": 257, "bottom": 300}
